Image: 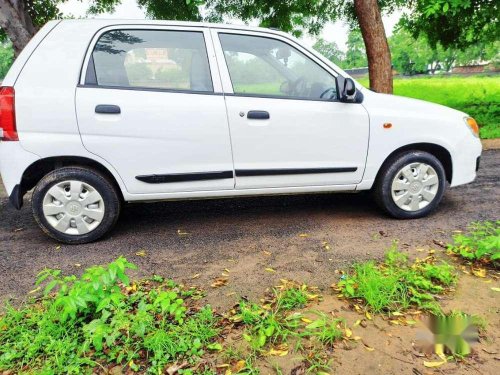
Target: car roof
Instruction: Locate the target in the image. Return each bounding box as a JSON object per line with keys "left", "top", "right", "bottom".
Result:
{"left": 60, "top": 19, "right": 290, "bottom": 37}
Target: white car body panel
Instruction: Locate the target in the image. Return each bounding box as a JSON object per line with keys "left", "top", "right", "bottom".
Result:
{"left": 358, "top": 91, "right": 482, "bottom": 189}
{"left": 0, "top": 19, "right": 482, "bottom": 205}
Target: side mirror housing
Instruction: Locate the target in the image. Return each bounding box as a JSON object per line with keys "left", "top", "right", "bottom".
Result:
{"left": 340, "top": 77, "right": 357, "bottom": 102}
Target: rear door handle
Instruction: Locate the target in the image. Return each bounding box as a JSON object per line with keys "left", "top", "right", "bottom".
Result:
{"left": 247, "top": 110, "right": 270, "bottom": 120}
{"left": 95, "top": 104, "right": 121, "bottom": 114}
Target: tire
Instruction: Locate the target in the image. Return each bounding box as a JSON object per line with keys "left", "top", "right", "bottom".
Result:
{"left": 32, "top": 167, "right": 121, "bottom": 244}
{"left": 374, "top": 151, "right": 446, "bottom": 219}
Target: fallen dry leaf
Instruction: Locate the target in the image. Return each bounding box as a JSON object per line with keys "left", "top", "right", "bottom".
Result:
{"left": 166, "top": 362, "right": 188, "bottom": 375}
{"left": 344, "top": 328, "right": 352, "bottom": 338}
{"left": 233, "top": 360, "right": 246, "bottom": 372}
{"left": 191, "top": 273, "right": 200, "bottom": 279}
{"left": 177, "top": 229, "right": 189, "bottom": 236}
{"left": 265, "top": 267, "right": 276, "bottom": 273}
{"left": 211, "top": 277, "right": 228, "bottom": 288}
{"left": 299, "top": 233, "right": 309, "bottom": 238}
{"left": 423, "top": 359, "right": 446, "bottom": 368}
{"left": 472, "top": 268, "right": 487, "bottom": 278}
{"left": 135, "top": 250, "right": 147, "bottom": 257}
{"left": 491, "top": 287, "right": 500, "bottom": 292}
{"left": 268, "top": 347, "right": 288, "bottom": 356}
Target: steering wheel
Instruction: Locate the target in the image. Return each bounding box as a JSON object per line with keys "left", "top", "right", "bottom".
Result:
{"left": 290, "top": 76, "right": 307, "bottom": 97}
{"left": 320, "top": 87, "right": 337, "bottom": 100}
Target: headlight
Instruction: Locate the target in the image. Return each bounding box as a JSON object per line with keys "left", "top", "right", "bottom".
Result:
{"left": 464, "top": 117, "right": 479, "bottom": 137}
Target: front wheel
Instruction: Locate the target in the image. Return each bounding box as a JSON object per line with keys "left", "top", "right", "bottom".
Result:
{"left": 32, "top": 167, "right": 121, "bottom": 244}
{"left": 374, "top": 151, "right": 446, "bottom": 219}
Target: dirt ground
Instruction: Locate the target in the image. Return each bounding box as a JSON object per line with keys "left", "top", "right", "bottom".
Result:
{"left": 246, "top": 271, "right": 500, "bottom": 375}
{"left": 0, "top": 150, "right": 498, "bottom": 374}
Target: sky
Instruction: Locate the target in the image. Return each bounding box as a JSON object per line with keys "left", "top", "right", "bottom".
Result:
{"left": 59, "top": 0, "right": 403, "bottom": 51}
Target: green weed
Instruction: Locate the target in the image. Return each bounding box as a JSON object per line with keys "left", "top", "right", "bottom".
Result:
{"left": 448, "top": 221, "right": 500, "bottom": 265}
{"left": 337, "top": 245, "right": 457, "bottom": 313}
{"left": 0, "top": 258, "right": 220, "bottom": 374}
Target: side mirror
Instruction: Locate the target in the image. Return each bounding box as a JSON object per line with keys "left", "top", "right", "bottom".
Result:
{"left": 341, "top": 78, "right": 357, "bottom": 102}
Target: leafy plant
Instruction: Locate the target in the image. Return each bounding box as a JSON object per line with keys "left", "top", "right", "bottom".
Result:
{"left": 448, "top": 221, "right": 500, "bottom": 265}
{"left": 303, "top": 311, "right": 344, "bottom": 347}
{"left": 276, "top": 286, "right": 309, "bottom": 311}
{"left": 337, "top": 245, "right": 457, "bottom": 313}
{"left": 0, "top": 258, "right": 220, "bottom": 374}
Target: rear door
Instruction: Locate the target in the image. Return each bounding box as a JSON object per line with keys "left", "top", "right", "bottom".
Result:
{"left": 76, "top": 26, "right": 234, "bottom": 194}
{"left": 212, "top": 30, "right": 369, "bottom": 190}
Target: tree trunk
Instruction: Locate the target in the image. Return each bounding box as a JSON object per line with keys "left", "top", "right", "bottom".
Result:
{"left": 0, "top": 0, "right": 36, "bottom": 56}
{"left": 353, "top": 0, "right": 393, "bottom": 94}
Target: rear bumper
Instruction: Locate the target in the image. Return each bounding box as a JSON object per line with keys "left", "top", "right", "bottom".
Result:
{"left": 0, "top": 141, "right": 40, "bottom": 207}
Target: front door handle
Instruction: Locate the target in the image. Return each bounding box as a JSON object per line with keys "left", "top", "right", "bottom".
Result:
{"left": 95, "top": 104, "right": 121, "bottom": 114}
{"left": 247, "top": 110, "right": 270, "bottom": 120}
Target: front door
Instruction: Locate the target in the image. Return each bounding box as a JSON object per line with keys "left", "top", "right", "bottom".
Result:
{"left": 213, "top": 30, "right": 369, "bottom": 190}
{"left": 76, "top": 27, "right": 234, "bottom": 194}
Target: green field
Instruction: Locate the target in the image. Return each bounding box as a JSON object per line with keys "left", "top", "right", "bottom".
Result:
{"left": 358, "top": 75, "right": 500, "bottom": 139}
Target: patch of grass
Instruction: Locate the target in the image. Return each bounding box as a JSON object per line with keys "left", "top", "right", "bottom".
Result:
{"left": 226, "top": 282, "right": 345, "bottom": 373}
{"left": 358, "top": 75, "right": 500, "bottom": 139}
{"left": 0, "top": 258, "right": 220, "bottom": 374}
{"left": 303, "top": 311, "right": 344, "bottom": 347}
{"left": 448, "top": 221, "right": 500, "bottom": 266}
{"left": 276, "top": 286, "right": 310, "bottom": 311}
{"left": 337, "top": 244, "right": 457, "bottom": 313}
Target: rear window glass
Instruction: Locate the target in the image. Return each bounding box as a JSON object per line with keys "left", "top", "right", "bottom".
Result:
{"left": 91, "top": 29, "right": 213, "bottom": 92}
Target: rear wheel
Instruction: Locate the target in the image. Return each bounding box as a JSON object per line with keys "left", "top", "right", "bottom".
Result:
{"left": 32, "top": 167, "right": 121, "bottom": 244}
{"left": 374, "top": 151, "right": 446, "bottom": 219}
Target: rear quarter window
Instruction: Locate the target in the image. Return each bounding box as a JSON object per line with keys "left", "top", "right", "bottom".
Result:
{"left": 90, "top": 29, "right": 213, "bottom": 92}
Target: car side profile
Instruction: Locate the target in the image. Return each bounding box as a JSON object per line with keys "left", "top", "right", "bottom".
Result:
{"left": 0, "top": 20, "right": 482, "bottom": 244}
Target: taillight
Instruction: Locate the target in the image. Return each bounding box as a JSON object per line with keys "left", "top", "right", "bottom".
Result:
{"left": 0, "top": 86, "right": 18, "bottom": 141}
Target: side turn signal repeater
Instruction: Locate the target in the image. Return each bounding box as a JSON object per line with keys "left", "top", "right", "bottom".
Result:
{"left": 383, "top": 122, "right": 392, "bottom": 129}
{"left": 464, "top": 117, "right": 479, "bottom": 137}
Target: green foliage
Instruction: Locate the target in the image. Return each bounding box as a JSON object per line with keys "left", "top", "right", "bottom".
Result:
{"left": 276, "top": 286, "right": 309, "bottom": 311}
{"left": 137, "top": 0, "right": 204, "bottom": 22}
{"left": 0, "top": 258, "right": 220, "bottom": 374}
{"left": 448, "top": 221, "right": 500, "bottom": 265}
{"left": 344, "top": 29, "right": 367, "bottom": 68}
{"left": 312, "top": 38, "right": 344, "bottom": 67}
{"left": 303, "top": 312, "right": 344, "bottom": 346}
{"left": 389, "top": 27, "right": 500, "bottom": 76}
{"left": 237, "top": 301, "right": 299, "bottom": 349}
{"left": 0, "top": 43, "right": 14, "bottom": 79}
{"left": 400, "top": 0, "right": 499, "bottom": 50}
{"left": 337, "top": 245, "right": 457, "bottom": 313}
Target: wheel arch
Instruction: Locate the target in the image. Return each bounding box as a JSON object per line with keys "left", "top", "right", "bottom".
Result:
{"left": 375, "top": 143, "right": 453, "bottom": 185}
{"left": 17, "top": 156, "right": 124, "bottom": 207}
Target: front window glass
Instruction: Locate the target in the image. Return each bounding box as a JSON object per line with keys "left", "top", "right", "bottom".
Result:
{"left": 92, "top": 30, "right": 213, "bottom": 92}
{"left": 219, "top": 33, "right": 337, "bottom": 100}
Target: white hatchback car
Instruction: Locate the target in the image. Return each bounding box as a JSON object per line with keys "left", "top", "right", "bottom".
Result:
{"left": 0, "top": 20, "right": 482, "bottom": 244}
